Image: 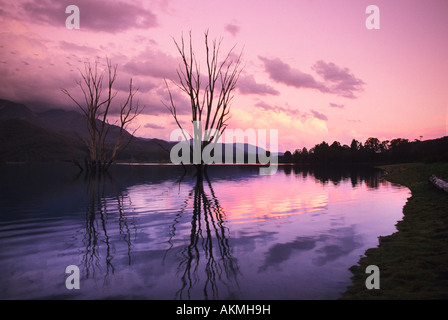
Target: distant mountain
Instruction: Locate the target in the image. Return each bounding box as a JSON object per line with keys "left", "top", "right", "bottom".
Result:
{"left": 0, "top": 99, "right": 43, "bottom": 125}
{"left": 37, "top": 109, "right": 90, "bottom": 138}
{"left": 0, "top": 118, "right": 85, "bottom": 162}
{"left": 0, "top": 98, "right": 277, "bottom": 164}
{"left": 0, "top": 99, "right": 173, "bottom": 163}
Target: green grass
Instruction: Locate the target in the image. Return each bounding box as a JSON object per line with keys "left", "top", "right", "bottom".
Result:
{"left": 340, "top": 162, "right": 448, "bottom": 299}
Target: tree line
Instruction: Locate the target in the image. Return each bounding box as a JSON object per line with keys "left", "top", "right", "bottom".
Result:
{"left": 280, "top": 136, "right": 448, "bottom": 164}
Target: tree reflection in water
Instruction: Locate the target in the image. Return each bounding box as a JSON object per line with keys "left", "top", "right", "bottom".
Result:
{"left": 166, "top": 168, "right": 240, "bottom": 300}
{"left": 75, "top": 166, "right": 239, "bottom": 298}
{"left": 79, "top": 171, "right": 136, "bottom": 287}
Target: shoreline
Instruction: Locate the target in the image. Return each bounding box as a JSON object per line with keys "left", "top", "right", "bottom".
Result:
{"left": 340, "top": 162, "right": 448, "bottom": 299}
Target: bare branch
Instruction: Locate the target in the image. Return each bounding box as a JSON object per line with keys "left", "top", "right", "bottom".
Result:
{"left": 61, "top": 58, "right": 144, "bottom": 171}
{"left": 165, "top": 31, "right": 243, "bottom": 162}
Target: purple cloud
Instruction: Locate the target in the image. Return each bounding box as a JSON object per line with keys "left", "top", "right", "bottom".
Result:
{"left": 310, "top": 109, "right": 328, "bottom": 121}
{"left": 20, "top": 0, "right": 157, "bottom": 33}
{"left": 154, "top": 86, "right": 191, "bottom": 116}
{"left": 58, "top": 41, "right": 98, "bottom": 55}
{"left": 259, "top": 56, "right": 326, "bottom": 92}
{"left": 144, "top": 123, "right": 165, "bottom": 129}
{"left": 313, "top": 60, "right": 365, "bottom": 99}
{"left": 124, "top": 48, "right": 180, "bottom": 81}
{"left": 259, "top": 57, "right": 365, "bottom": 99}
{"left": 225, "top": 23, "right": 241, "bottom": 37}
{"left": 329, "top": 102, "right": 344, "bottom": 108}
{"left": 237, "top": 75, "right": 280, "bottom": 96}
{"left": 255, "top": 101, "right": 301, "bottom": 117}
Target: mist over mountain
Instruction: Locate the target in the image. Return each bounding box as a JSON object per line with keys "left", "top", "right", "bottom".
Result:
{"left": 0, "top": 98, "right": 275, "bottom": 164}
{"left": 0, "top": 98, "right": 173, "bottom": 163}
{"left": 0, "top": 99, "right": 43, "bottom": 125}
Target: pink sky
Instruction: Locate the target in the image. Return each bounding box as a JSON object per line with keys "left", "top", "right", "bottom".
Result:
{"left": 0, "top": 0, "right": 447, "bottom": 151}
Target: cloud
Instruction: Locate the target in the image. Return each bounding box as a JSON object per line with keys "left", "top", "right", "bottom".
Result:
{"left": 258, "top": 236, "right": 316, "bottom": 272}
{"left": 255, "top": 102, "right": 301, "bottom": 117}
{"left": 329, "top": 102, "right": 344, "bottom": 109}
{"left": 144, "top": 123, "right": 165, "bottom": 129}
{"left": 259, "top": 56, "right": 326, "bottom": 92}
{"left": 0, "top": 27, "right": 77, "bottom": 109}
{"left": 58, "top": 41, "right": 98, "bottom": 55}
{"left": 255, "top": 102, "right": 327, "bottom": 122}
{"left": 310, "top": 109, "right": 328, "bottom": 121}
{"left": 312, "top": 60, "right": 365, "bottom": 99}
{"left": 124, "top": 48, "right": 180, "bottom": 81}
{"left": 20, "top": 0, "right": 158, "bottom": 33}
{"left": 225, "top": 23, "right": 240, "bottom": 37}
{"left": 112, "top": 74, "right": 157, "bottom": 94}
{"left": 259, "top": 226, "right": 362, "bottom": 271}
{"left": 237, "top": 75, "right": 280, "bottom": 96}
{"left": 230, "top": 103, "right": 329, "bottom": 151}
{"left": 101, "top": 87, "right": 187, "bottom": 117}
{"left": 259, "top": 57, "right": 365, "bottom": 99}
{"left": 150, "top": 86, "right": 191, "bottom": 116}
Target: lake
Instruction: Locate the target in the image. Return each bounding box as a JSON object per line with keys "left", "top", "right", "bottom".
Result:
{"left": 0, "top": 163, "right": 410, "bottom": 300}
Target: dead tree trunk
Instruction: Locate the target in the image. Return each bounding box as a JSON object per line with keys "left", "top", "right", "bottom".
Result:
{"left": 62, "top": 58, "right": 143, "bottom": 172}
{"left": 164, "top": 31, "right": 242, "bottom": 171}
{"left": 429, "top": 175, "right": 448, "bottom": 193}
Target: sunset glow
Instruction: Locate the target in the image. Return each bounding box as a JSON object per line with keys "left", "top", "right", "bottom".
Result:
{"left": 1, "top": 0, "right": 447, "bottom": 151}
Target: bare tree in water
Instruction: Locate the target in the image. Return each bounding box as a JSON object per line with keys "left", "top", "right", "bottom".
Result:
{"left": 164, "top": 31, "right": 243, "bottom": 171}
{"left": 62, "top": 58, "right": 143, "bottom": 172}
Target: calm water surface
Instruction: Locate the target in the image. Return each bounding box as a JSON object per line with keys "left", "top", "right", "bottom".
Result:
{"left": 0, "top": 164, "right": 410, "bottom": 300}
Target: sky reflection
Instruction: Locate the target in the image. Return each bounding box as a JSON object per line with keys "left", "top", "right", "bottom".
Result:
{"left": 0, "top": 164, "right": 410, "bottom": 299}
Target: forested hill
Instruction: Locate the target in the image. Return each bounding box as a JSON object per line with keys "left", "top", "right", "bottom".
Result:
{"left": 0, "top": 98, "right": 273, "bottom": 164}
{"left": 0, "top": 98, "right": 172, "bottom": 163}
{"left": 280, "top": 136, "right": 448, "bottom": 164}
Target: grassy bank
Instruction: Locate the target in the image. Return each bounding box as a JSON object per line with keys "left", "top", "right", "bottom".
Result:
{"left": 341, "top": 162, "right": 448, "bottom": 299}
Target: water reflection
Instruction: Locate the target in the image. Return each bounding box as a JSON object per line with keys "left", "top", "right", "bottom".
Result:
{"left": 0, "top": 164, "right": 409, "bottom": 300}
{"left": 166, "top": 169, "right": 240, "bottom": 300}
{"left": 259, "top": 226, "right": 363, "bottom": 272}
{"left": 79, "top": 171, "right": 136, "bottom": 286}
{"left": 280, "top": 164, "right": 385, "bottom": 189}
{"left": 75, "top": 167, "right": 241, "bottom": 299}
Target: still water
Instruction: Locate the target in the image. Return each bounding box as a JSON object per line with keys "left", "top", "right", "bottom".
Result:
{"left": 0, "top": 164, "right": 409, "bottom": 300}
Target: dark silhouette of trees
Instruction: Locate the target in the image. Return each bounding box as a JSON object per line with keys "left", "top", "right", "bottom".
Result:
{"left": 364, "top": 137, "right": 381, "bottom": 153}
{"left": 280, "top": 136, "right": 448, "bottom": 164}
{"left": 389, "top": 138, "right": 410, "bottom": 161}
{"left": 62, "top": 58, "right": 143, "bottom": 173}
{"left": 363, "top": 137, "right": 381, "bottom": 162}
{"left": 283, "top": 150, "right": 292, "bottom": 162}
{"left": 313, "top": 141, "right": 329, "bottom": 162}
{"left": 350, "top": 139, "right": 361, "bottom": 152}
{"left": 299, "top": 147, "right": 309, "bottom": 163}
